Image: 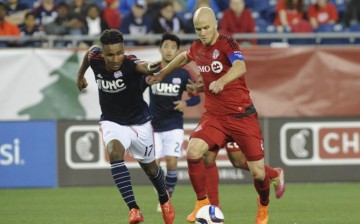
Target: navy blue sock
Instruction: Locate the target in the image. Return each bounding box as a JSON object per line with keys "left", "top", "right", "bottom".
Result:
{"left": 165, "top": 169, "right": 178, "bottom": 196}
{"left": 111, "top": 160, "right": 139, "bottom": 210}
{"left": 148, "top": 166, "right": 168, "bottom": 204}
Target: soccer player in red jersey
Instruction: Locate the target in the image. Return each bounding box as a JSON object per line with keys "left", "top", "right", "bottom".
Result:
{"left": 187, "top": 80, "right": 285, "bottom": 206}
{"left": 147, "top": 7, "right": 271, "bottom": 224}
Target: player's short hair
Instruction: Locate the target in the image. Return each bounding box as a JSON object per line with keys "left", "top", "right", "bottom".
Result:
{"left": 99, "top": 29, "right": 124, "bottom": 46}
{"left": 160, "top": 33, "right": 181, "bottom": 49}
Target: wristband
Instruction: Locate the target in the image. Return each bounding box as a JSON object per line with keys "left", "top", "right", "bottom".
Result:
{"left": 147, "top": 63, "right": 152, "bottom": 72}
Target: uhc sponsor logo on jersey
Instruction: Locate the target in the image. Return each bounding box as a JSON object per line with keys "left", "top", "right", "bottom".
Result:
{"left": 96, "top": 79, "right": 126, "bottom": 93}
{"left": 151, "top": 83, "right": 180, "bottom": 96}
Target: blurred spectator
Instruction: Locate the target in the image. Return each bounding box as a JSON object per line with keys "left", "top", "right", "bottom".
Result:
{"left": 5, "top": 0, "right": 30, "bottom": 25}
{"left": 44, "top": 2, "right": 83, "bottom": 47}
{"left": 67, "top": 0, "right": 89, "bottom": 20}
{"left": 151, "top": 1, "right": 187, "bottom": 34}
{"left": 307, "top": 0, "right": 338, "bottom": 30}
{"left": 102, "top": 0, "right": 122, "bottom": 29}
{"left": 144, "top": 0, "right": 162, "bottom": 21}
{"left": 0, "top": 2, "right": 20, "bottom": 47}
{"left": 343, "top": 0, "right": 360, "bottom": 27}
{"left": 119, "top": 0, "right": 152, "bottom": 45}
{"left": 220, "top": 0, "right": 256, "bottom": 45}
{"left": 274, "top": 0, "right": 311, "bottom": 33}
{"left": 18, "top": 11, "right": 45, "bottom": 47}
{"left": 32, "top": 0, "right": 57, "bottom": 28}
{"left": 83, "top": 4, "right": 108, "bottom": 35}
{"left": 186, "top": 0, "right": 222, "bottom": 18}
{"left": 82, "top": 3, "right": 109, "bottom": 46}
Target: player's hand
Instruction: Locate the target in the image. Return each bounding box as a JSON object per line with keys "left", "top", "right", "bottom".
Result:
{"left": 186, "top": 79, "right": 197, "bottom": 95}
{"left": 209, "top": 80, "right": 225, "bottom": 94}
{"left": 174, "top": 100, "right": 186, "bottom": 112}
{"left": 77, "top": 76, "right": 88, "bottom": 91}
{"left": 146, "top": 71, "right": 164, "bottom": 85}
{"left": 147, "top": 61, "right": 161, "bottom": 72}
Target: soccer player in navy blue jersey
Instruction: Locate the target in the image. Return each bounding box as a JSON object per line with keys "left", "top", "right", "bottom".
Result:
{"left": 142, "top": 33, "right": 201, "bottom": 211}
{"left": 76, "top": 29, "right": 175, "bottom": 224}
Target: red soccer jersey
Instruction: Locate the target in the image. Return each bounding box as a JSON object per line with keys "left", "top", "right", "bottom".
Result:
{"left": 186, "top": 34, "right": 253, "bottom": 116}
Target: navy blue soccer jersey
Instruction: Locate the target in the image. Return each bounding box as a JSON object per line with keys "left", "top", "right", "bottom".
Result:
{"left": 88, "top": 46, "right": 151, "bottom": 125}
{"left": 145, "top": 68, "right": 195, "bottom": 132}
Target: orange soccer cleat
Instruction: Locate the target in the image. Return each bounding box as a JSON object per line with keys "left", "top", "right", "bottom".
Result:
{"left": 128, "top": 208, "right": 144, "bottom": 224}
{"left": 186, "top": 197, "right": 210, "bottom": 223}
{"left": 256, "top": 197, "right": 269, "bottom": 224}
{"left": 273, "top": 167, "right": 285, "bottom": 199}
{"left": 160, "top": 191, "right": 175, "bottom": 224}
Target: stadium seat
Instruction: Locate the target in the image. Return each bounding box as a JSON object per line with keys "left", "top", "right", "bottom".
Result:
{"left": 248, "top": 0, "right": 276, "bottom": 24}
{"left": 256, "top": 24, "right": 283, "bottom": 45}
{"left": 316, "top": 24, "right": 350, "bottom": 45}
{"left": 349, "top": 23, "right": 360, "bottom": 44}
{"left": 328, "top": 0, "right": 347, "bottom": 18}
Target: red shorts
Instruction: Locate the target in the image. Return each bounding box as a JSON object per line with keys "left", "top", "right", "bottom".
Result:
{"left": 191, "top": 112, "right": 264, "bottom": 161}
{"left": 225, "top": 142, "right": 241, "bottom": 152}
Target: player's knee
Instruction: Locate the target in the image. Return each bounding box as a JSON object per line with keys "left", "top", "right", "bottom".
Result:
{"left": 107, "top": 141, "right": 125, "bottom": 162}
{"left": 186, "top": 139, "right": 208, "bottom": 159}
{"left": 186, "top": 148, "right": 201, "bottom": 159}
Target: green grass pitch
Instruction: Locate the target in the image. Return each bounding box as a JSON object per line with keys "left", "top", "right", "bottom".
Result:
{"left": 1, "top": 183, "right": 359, "bottom": 224}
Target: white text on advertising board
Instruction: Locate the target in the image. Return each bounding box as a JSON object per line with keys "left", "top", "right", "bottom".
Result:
{"left": 280, "top": 122, "right": 360, "bottom": 166}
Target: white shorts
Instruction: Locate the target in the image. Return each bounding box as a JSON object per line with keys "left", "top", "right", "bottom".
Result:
{"left": 100, "top": 120, "right": 155, "bottom": 164}
{"left": 154, "top": 129, "right": 184, "bottom": 159}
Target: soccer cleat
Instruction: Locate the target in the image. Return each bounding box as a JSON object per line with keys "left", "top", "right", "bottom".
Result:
{"left": 272, "top": 168, "right": 285, "bottom": 199}
{"left": 256, "top": 197, "right": 269, "bottom": 224}
{"left": 128, "top": 208, "right": 144, "bottom": 224}
{"left": 160, "top": 191, "right": 175, "bottom": 224}
{"left": 186, "top": 197, "right": 210, "bottom": 223}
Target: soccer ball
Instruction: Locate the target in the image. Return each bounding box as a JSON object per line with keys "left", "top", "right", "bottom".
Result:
{"left": 195, "top": 205, "right": 224, "bottom": 224}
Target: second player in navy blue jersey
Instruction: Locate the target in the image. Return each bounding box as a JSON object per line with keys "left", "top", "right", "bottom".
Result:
{"left": 76, "top": 29, "right": 175, "bottom": 224}
{"left": 142, "top": 33, "right": 200, "bottom": 212}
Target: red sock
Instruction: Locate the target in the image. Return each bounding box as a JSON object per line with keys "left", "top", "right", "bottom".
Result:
{"left": 253, "top": 174, "right": 270, "bottom": 206}
{"left": 241, "top": 162, "right": 278, "bottom": 180}
{"left": 265, "top": 166, "right": 278, "bottom": 179}
{"left": 205, "top": 162, "right": 219, "bottom": 206}
{"left": 187, "top": 158, "right": 207, "bottom": 200}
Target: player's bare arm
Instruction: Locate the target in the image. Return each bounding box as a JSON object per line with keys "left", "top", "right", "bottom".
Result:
{"left": 209, "top": 60, "right": 246, "bottom": 94}
{"left": 136, "top": 61, "right": 161, "bottom": 75}
{"left": 76, "top": 48, "right": 92, "bottom": 91}
{"left": 147, "top": 51, "right": 191, "bottom": 85}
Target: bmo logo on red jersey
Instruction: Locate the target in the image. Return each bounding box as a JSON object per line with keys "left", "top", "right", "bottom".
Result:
{"left": 280, "top": 122, "right": 360, "bottom": 166}
{"left": 197, "top": 61, "right": 223, "bottom": 74}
